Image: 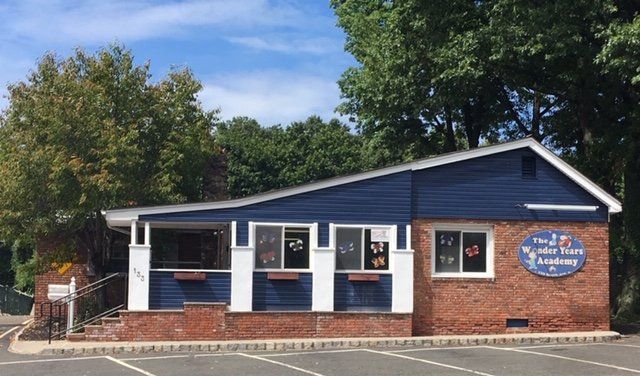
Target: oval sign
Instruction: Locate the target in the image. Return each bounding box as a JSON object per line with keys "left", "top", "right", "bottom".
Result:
{"left": 518, "top": 230, "right": 586, "bottom": 277}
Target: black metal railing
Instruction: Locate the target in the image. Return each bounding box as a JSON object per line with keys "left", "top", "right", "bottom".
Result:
{"left": 41, "top": 272, "right": 127, "bottom": 343}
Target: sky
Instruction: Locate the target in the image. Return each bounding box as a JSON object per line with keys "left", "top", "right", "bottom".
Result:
{"left": 0, "top": 0, "right": 355, "bottom": 126}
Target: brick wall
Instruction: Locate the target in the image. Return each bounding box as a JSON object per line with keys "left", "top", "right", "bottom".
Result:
{"left": 412, "top": 219, "right": 610, "bottom": 335}
{"left": 84, "top": 303, "right": 412, "bottom": 341}
{"left": 34, "top": 236, "right": 92, "bottom": 317}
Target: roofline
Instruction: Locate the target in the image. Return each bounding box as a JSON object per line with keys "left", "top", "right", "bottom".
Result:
{"left": 103, "top": 138, "right": 621, "bottom": 226}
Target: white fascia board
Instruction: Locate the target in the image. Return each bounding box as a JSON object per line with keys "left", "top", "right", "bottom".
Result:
{"left": 526, "top": 142, "right": 622, "bottom": 214}
{"left": 103, "top": 138, "right": 622, "bottom": 226}
{"left": 103, "top": 163, "right": 413, "bottom": 226}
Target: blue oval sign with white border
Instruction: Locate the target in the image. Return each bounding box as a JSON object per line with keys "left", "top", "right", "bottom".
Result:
{"left": 518, "top": 230, "right": 586, "bottom": 277}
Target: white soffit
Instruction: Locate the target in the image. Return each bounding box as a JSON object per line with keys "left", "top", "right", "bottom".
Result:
{"left": 103, "top": 138, "right": 621, "bottom": 226}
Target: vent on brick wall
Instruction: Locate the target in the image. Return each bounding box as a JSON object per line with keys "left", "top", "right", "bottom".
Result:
{"left": 522, "top": 156, "right": 536, "bottom": 178}
{"left": 506, "top": 318, "right": 529, "bottom": 328}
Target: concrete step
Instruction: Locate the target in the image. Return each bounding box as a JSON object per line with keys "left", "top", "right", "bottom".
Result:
{"left": 66, "top": 332, "right": 86, "bottom": 342}
{"left": 100, "top": 317, "right": 121, "bottom": 325}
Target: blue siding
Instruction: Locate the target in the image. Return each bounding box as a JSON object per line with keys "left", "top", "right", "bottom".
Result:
{"left": 412, "top": 150, "right": 608, "bottom": 222}
{"left": 149, "top": 271, "right": 231, "bottom": 309}
{"left": 334, "top": 274, "right": 392, "bottom": 311}
{"left": 252, "top": 272, "right": 312, "bottom": 311}
{"left": 141, "top": 172, "right": 413, "bottom": 241}
{"left": 318, "top": 222, "right": 330, "bottom": 247}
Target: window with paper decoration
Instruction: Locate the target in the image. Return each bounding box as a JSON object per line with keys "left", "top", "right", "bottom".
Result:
{"left": 254, "top": 225, "right": 310, "bottom": 270}
{"left": 335, "top": 226, "right": 391, "bottom": 271}
{"left": 433, "top": 227, "right": 491, "bottom": 277}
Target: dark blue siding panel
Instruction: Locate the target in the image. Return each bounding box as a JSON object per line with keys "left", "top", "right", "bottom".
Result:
{"left": 318, "top": 222, "right": 330, "bottom": 247}
{"left": 252, "top": 272, "right": 312, "bottom": 311}
{"left": 334, "top": 274, "right": 392, "bottom": 311}
{"left": 140, "top": 172, "right": 412, "bottom": 229}
{"left": 412, "top": 150, "right": 608, "bottom": 222}
{"left": 149, "top": 271, "right": 231, "bottom": 309}
{"left": 237, "top": 220, "right": 248, "bottom": 246}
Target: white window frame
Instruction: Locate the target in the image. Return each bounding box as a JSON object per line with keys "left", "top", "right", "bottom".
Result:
{"left": 431, "top": 223, "right": 494, "bottom": 279}
{"left": 252, "top": 222, "right": 314, "bottom": 272}
{"left": 333, "top": 224, "right": 395, "bottom": 274}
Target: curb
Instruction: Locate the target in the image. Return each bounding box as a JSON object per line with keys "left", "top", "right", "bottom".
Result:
{"left": 11, "top": 331, "right": 622, "bottom": 356}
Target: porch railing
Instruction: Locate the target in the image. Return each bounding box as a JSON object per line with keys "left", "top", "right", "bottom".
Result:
{"left": 41, "top": 272, "right": 127, "bottom": 343}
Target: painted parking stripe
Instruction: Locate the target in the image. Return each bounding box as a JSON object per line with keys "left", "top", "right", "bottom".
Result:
{"left": 507, "top": 343, "right": 603, "bottom": 350}
{"left": 486, "top": 346, "right": 640, "bottom": 374}
{"left": 237, "top": 352, "right": 326, "bottom": 376}
{"left": 0, "top": 355, "right": 107, "bottom": 366}
{"left": 261, "top": 348, "right": 363, "bottom": 357}
{"left": 388, "top": 345, "right": 491, "bottom": 353}
{"left": 106, "top": 356, "right": 157, "bottom": 376}
{"left": 600, "top": 343, "right": 640, "bottom": 349}
{"left": 364, "top": 349, "right": 496, "bottom": 376}
{"left": 0, "top": 325, "right": 20, "bottom": 339}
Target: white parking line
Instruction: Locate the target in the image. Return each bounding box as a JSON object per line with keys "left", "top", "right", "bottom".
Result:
{"left": 600, "top": 343, "right": 640, "bottom": 349}
{"left": 261, "top": 348, "right": 363, "bottom": 357}
{"left": 120, "top": 354, "right": 193, "bottom": 361}
{"left": 106, "top": 356, "right": 157, "bottom": 376}
{"left": 388, "top": 345, "right": 490, "bottom": 353}
{"left": 506, "top": 343, "right": 603, "bottom": 350}
{"left": 238, "top": 352, "right": 326, "bottom": 376}
{"left": 486, "top": 346, "right": 640, "bottom": 374}
{"left": 364, "top": 349, "right": 496, "bottom": 376}
{"left": 0, "top": 355, "right": 107, "bottom": 366}
{"left": 0, "top": 325, "right": 20, "bottom": 339}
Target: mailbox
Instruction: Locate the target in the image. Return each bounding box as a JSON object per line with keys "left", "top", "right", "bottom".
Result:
{"left": 47, "top": 284, "right": 69, "bottom": 301}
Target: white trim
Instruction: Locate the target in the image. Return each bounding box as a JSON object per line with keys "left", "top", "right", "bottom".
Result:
{"left": 333, "top": 224, "right": 395, "bottom": 272}
{"left": 150, "top": 268, "right": 231, "bottom": 273}
{"left": 252, "top": 222, "right": 315, "bottom": 272}
{"left": 523, "top": 204, "right": 599, "bottom": 212}
{"left": 334, "top": 270, "right": 392, "bottom": 274}
{"left": 431, "top": 223, "right": 495, "bottom": 279}
{"left": 103, "top": 138, "right": 621, "bottom": 225}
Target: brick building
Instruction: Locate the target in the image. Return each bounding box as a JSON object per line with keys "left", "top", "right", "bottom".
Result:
{"left": 51, "top": 138, "right": 620, "bottom": 341}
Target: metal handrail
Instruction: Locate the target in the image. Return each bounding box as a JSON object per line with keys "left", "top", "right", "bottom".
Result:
{"left": 42, "top": 272, "right": 127, "bottom": 343}
{"left": 48, "top": 273, "right": 125, "bottom": 305}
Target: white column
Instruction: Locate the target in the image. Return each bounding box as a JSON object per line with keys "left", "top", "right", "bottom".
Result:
{"left": 230, "top": 220, "right": 253, "bottom": 311}
{"left": 230, "top": 246, "right": 253, "bottom": 311}
{"left": 66, "top": 277, "right": 76, "bottom": 333}
{"left": 392, "top": 224, "right": 414, "bottom": 313}
{"left": 128, "top": 220, "right": 150, "bottom": 311}
{"left": 313, "top": 223, "right": 335, "bottom": 311}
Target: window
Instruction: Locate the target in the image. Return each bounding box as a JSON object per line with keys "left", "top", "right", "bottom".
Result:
{"left": 150, "top": 226, "right": 231, "bottom": 270}
{"left": 255, "top": 225, "right": 310, "bottom": 270}
{"left": 335, "top": 226, "right": 391, "bottom": 271}
{"left": 433, "top": 226, "right": 493, "bottom": 277}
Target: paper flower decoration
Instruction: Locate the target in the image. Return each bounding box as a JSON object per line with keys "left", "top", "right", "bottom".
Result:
{"left": 371, "top": 242, "right": 384, "bottom": 254}
{"left": 338, "top": 241, "right": 355, "bottom": 254}
{"left": 289, "top": 239, "right": 304, "bottom": 252}
{"left": 465, "top": 245, "right": 480, "bottom": 257}
{"left": 371, "top": 255, "right": 385, "bottom": 268}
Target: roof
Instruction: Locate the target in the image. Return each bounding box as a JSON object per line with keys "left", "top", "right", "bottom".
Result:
{"left": 103, "top": 138, "right": 622, "bottom": 226}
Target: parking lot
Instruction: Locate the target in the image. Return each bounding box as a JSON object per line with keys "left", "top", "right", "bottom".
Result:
{"left": 1, "top": 335, "right": 639, "bottom": 376}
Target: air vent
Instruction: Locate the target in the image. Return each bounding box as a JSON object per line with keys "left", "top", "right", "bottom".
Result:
{"left": 506, "top": 318, "right": 529, "bottom": 328}
{"left": 522, "top": 156, "right": 536, "bottom": 178}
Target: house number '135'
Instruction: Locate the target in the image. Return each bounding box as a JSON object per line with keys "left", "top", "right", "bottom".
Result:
{"left": 133, "top": 267, "right": 145, "bottom": 282}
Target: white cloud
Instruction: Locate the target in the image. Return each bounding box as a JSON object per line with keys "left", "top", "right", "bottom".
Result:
{"left": 226, "top": 35, "right": 340, "bottom": 54}
{"left": 200, "top": 70, "right": 342, "bottom": 126}
{"left": 0, "top": 0, "right": 303, "bottom": 44}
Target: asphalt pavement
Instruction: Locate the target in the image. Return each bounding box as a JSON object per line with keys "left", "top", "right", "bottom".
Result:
{"left": 1, "top": 331, "right": 639, "bottom": 376}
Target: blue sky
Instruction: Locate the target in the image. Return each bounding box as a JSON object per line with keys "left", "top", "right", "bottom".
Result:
{"left": 0, "top": 0, "right": 355, "bottom": 126}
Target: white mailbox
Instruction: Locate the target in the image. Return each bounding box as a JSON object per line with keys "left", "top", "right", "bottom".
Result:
{"left": 47, "top": 284, "right": 69, "bottom": 301}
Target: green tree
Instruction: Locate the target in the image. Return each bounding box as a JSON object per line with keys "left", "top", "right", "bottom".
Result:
{"left": 333, "top": 0, "right": 640, "bottom": 320}
{"left": 0, "top": 45, "right": 217, "bottom": 275}
{"left": 217, "top": 116, "right": 364, "bottom": 197}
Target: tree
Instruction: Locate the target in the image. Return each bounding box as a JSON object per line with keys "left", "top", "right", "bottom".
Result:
{"left": 0, "top": 45, "right": 217, "bottom": 275}
{"left": 216, "top": 116, "right": 364, "bottom": 198}
{"left": 333, "top": 0, "right": 640, "bottom": 320}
